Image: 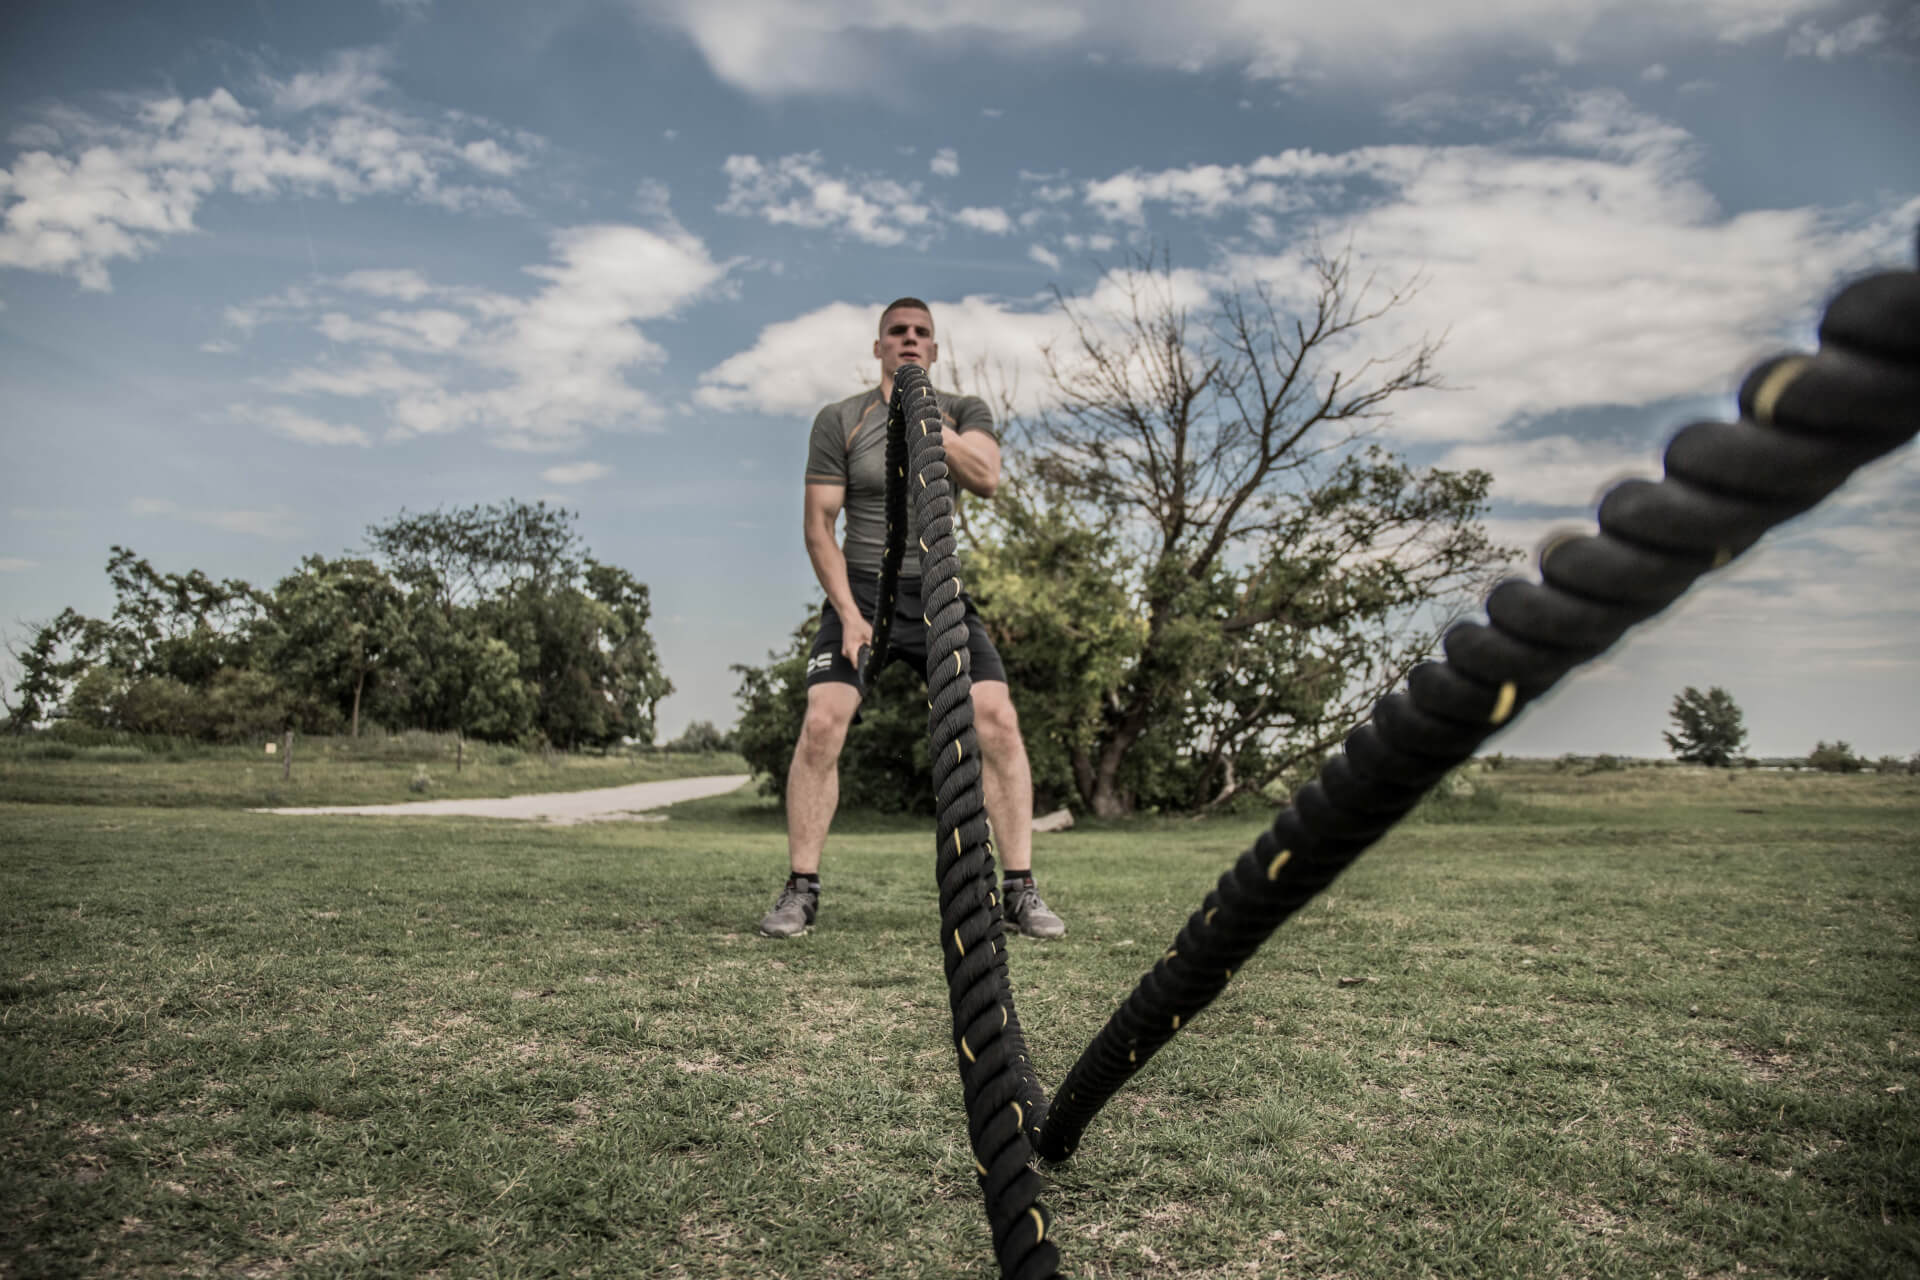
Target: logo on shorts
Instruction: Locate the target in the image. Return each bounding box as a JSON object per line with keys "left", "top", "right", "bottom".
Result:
{"left": 807, "top": 653, "right": 833, "bottom": 674}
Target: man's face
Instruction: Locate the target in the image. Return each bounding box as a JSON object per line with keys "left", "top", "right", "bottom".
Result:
{"left": 874, "top": 307, "right": 937, "bottom": 377}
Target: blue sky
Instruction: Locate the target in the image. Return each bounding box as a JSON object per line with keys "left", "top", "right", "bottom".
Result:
{"left": 3, "top": 0, "right": 1916, "bottom": 758}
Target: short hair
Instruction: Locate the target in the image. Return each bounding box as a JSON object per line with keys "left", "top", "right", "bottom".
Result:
{"left": 879, "top": 296, "right": 934, "bottom": 333}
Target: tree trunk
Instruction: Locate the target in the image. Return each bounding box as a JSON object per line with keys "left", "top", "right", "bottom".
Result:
{"left": 352, "top": 668, "right": 366, "bottom": 738}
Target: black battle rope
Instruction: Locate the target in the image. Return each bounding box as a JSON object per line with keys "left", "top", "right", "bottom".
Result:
{"left": 873, "top": 362, "right": 1062, "bottom": 1279}
{"left": 872, "top": 253, "right": 1918, "bottom": 1278}
{"left": 1032, "top": 258, "right": 1920, "bottom": 1164}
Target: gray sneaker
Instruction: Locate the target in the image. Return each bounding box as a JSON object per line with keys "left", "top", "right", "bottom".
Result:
{"left": 759, "top": 878, "right": 818, "bottom": 937}
{"left": 1004, "top": 878, "right": 1065, "bottom": 939}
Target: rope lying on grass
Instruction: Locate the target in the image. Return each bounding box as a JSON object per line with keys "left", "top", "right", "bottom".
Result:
{"left": 873, "top": 252, "right": 1920, "bottom": 1277}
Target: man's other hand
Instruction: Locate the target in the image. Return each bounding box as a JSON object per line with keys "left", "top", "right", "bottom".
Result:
{"left": 840, "top": 613, "right": 874, "bottom": 666}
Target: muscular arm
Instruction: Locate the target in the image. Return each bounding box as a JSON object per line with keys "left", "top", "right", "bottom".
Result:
{"left": 941, "top": 427, "right": 1002, "bottom": 498}
{"left": 803, "top": 482, "right": 871, "bottom": 662}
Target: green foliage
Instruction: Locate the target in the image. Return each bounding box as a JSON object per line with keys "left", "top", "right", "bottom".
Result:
{"left": 1807, "top": 739, "right": 1865, "bottom": 773}
{"left": 1664, "top": 685, "right": 1747, "bottom": 767}
{"left": 8, "top": 505, "right": 671, "bottom": 748}
{"left": 666, "top": 720, "right": 736, "bottom": 753}
{"left": 980, "top": 249, "right": 1505, "bottom": 815}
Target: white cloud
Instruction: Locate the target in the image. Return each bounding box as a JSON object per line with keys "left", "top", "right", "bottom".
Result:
{"left": 230, "top": 402, "right": 373, "bottom": 446}
{"left": 247, "top": 222, "right": 736, "bottom": 451}
{"left": 1078, "top": 90, "right": 1918, "bottom": 442}
{"left": 267, "top": 354, "right": 438, "bottom": 398}
{"left": 931, "top": 147, "right": 960, "bottom": 177}
{"left": 695, "top": 294, "right": 1067, "bottom": 418}
{"left": 1028, "top": 243, "right": 1062, "bottom": 271}
{"left": 693, "top": 301, "right": 880, "bottom": 413}
{"left": 340, "top": 268, "right": 435, "bottom": 301}
{"left": 1641, "top": 62, "right": 1669, "bottom": 80}
{"left": 718, "top": 152, "right": 932, "bottom": 246}
{"left": 955, "top": 206, "right": 1013, "bottom": 234}
{"left": 0, "top": 74, "right": 533, "bottom": 290}
{"left": 629, "top": 0, "right": 1842, "bottom": 96}
{"left": 129, "top": 498, "right": 302, "bottom": 538}
{"left": 269, "top": 47, "right": 391, "bottom": 112}
{"left": 542, "top": 461, "right": 611, "bottom": 484}
{"left": 1786, "top": 12, "right": 1889, "bottom": 58}
{"left": 0, "top": 557, "right": 35, "bottom": 572}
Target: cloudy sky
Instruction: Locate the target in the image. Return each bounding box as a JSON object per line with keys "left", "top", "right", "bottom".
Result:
{"left": 3, "top": 0, "right": 1916, "bottom": 759}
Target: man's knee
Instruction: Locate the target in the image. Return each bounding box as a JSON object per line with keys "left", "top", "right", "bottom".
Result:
{"left": 971, "top": 683, "right": 1024, "bottom": 755}
{"left": 795, "top": 687, "right": 858, "bottom": 765}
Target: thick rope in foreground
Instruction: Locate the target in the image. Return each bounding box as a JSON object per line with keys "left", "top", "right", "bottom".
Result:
{"left": 888, "top": 363, "right": 1061, "bottom": 1280}
{"left": 1032, "top": 260, "right": 1920, "bottom": 1162}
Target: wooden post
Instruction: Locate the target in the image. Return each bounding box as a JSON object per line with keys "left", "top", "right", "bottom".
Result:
{"left": 456, "top": 735, "right": 464, "bottom": 773}
{"left": 282, "top": 730, "right": 293, "bottom": 781}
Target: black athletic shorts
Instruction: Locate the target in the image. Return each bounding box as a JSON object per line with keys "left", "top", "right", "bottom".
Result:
{"left": 806, "top": 571, "right": 1007, "bottom": 689}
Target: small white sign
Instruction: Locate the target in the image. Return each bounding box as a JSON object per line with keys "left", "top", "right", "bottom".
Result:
{"left": 265, "top": 742, "right": 278, "bottom": 755}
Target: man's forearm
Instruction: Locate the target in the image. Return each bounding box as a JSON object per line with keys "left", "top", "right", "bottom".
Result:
{"left": 942, "top": 429, "right": 1001, "bottom": 498}
{"left": 805, "top": 524, "right": 859, "bottom": 620}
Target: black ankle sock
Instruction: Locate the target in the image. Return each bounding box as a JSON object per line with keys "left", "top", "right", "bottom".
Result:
{"left": 1003, "top": 874, "right": 1033, "bottom": 889}
{"left": 790, "top": 873, "right": 819, "bottom": 891}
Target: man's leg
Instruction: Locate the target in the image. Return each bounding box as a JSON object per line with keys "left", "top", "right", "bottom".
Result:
{"left": 970, "top": 680, "right": 1034, "bottom": 873}
{"left": 972, "top": 680, "right": 1064, "bottom": 938}
{"left": 786, "top": 681, "right": 862, "bottom": 875}
{"left": 760, "top": 680, "right": 861, "bottom": 937}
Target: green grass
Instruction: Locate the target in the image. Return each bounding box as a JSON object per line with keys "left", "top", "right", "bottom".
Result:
{"left": 0, "top": 731, "right": 747, "bottom": 809}
{"left": 2, "top": 766, "right": 1916, "bottom": 1278}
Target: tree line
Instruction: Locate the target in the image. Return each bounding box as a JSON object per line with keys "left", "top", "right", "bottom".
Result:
{"left": 4, "top": 502, "right": 672, "bottom": 749}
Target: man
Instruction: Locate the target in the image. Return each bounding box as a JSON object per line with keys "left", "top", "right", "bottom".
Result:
{"left": 759, "top": 297, "right": 1066, "bottom": 941}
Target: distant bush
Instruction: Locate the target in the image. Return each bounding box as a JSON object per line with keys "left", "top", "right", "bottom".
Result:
{"left": 1408, "top": 772, "right": 1504, "bottom": 823}
{"left": 1807, "top": 741, "right": 1865, "bottom": 773}
{"left": 665, "top": 719, "right": 736, "bottom": 753}
{"left": 408, "top": 766, "right": 433, "bottom": 793}
{"left": 492, "top": 748, "right": 524, "bottom": 767}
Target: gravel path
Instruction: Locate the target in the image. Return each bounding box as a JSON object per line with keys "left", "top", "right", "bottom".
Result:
{"left": 253, "top": 774, "right": 752, "bottom": 825}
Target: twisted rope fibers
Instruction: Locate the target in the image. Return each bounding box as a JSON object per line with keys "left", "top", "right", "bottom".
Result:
{"left": 875, "top": 260, "right": 1917, "bottom": 1274}
{"left": 1031, "top": 261, "right": 1920, "bottom": 1164}
{"left": 884, "top": 363, "right": 1061, "bottom": 1279}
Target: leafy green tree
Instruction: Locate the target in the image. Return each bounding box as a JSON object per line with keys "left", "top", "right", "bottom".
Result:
{"left": 4, "top": 609, "right": 111, "bottom": 730}
{"left": 1663, "top": 685, "right": 1748, "bottom": 767}
{"left": 260, "top": 556, "right": 407, "bottom": 736}
{"left": 365, "top": 500, "right": 581, "bottom": 617}
{"left": 984, "top": 248, "right": 1504, "bottom": 815}
{"left": 102, "top": 547, "right": 262, "bottom": 684}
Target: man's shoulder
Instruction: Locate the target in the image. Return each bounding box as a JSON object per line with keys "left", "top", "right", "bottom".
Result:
{"left": 816, "top": 387, "right": 881, "bottom": 425}
{"left": 934, "top": 387, "right": 994, "bottom": 430}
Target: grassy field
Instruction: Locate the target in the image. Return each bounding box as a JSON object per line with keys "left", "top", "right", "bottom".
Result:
{"left": 2, "top": 760, "right": 1915, "bottom": 1278}
{"left": 0, "top": 731, "right": 748, "bottom": 810}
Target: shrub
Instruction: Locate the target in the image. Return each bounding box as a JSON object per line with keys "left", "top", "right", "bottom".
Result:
{"left": 1807, "top": 740, "right": 1865, "bottom": 773}
{"left": 666, "top": 719, "right": 735, "bottom": 753}
{"left": 1408, "top": 772, "right": 1504, "bottom": 824}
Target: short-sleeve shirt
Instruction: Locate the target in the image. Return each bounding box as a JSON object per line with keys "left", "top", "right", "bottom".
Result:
{"left": 804, "top": 384, "right": 995, "bottom": 578}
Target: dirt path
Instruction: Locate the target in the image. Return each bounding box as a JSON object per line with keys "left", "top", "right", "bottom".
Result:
{"left": 254, "top": 774, "right": 752, "bottom": 826}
